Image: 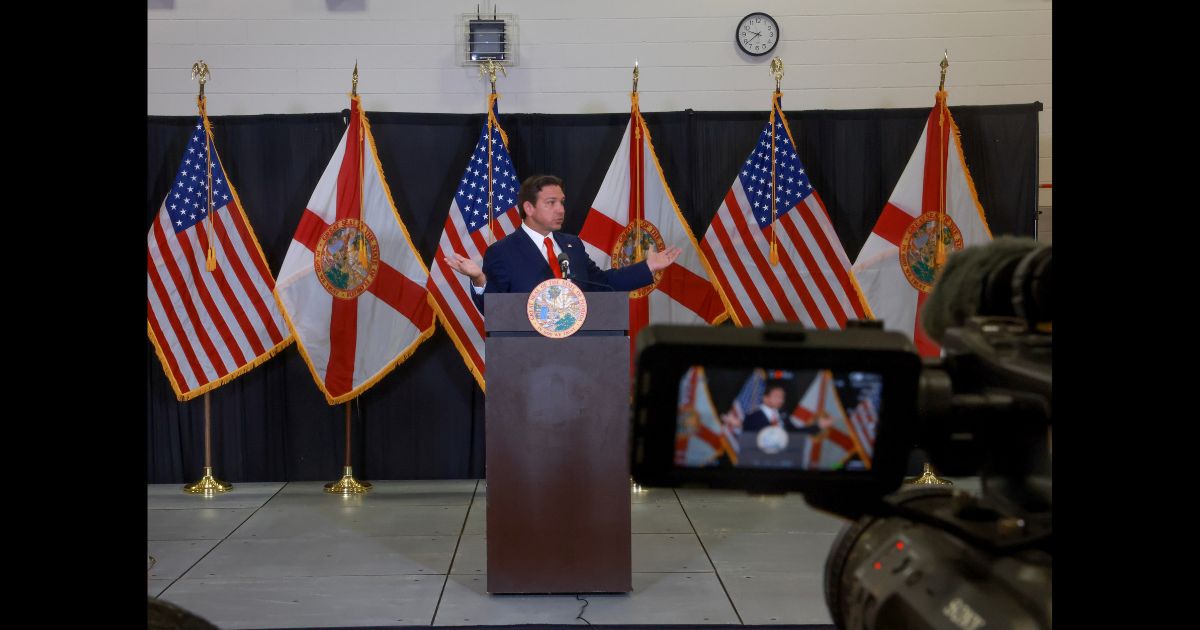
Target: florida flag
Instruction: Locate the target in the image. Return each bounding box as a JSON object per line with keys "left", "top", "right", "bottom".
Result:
{"left": 580, "top": 93, "right": 727, "bottom": 360}
{"left": 851, "top": 90, "right": 992, "bottom": 356}
{"left": 792, "top": 370, "right": 871, "bottom": 471}
{"left": 275, "top": 94, "right": 435, "bottom": 404}
{"left": 674, "top": 367, "right": 734, "bottom": 467}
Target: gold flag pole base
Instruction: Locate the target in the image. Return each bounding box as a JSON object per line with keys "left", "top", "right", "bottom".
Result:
{"left": 183, "top": 467, "right": 233, "bottom": 494}
{"left": 902, "top": 462, "right": 953, "bottom": 487}
{"left": 325, "top": 466, "right": 373, "bottom": 494}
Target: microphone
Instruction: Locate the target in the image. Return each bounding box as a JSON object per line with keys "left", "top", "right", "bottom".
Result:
{"left": 557, "top": 252, "right": 573, "bottom": 280}
{"left": 556, "top": 251, "right": 613, "bottom": 291}
{"left": 920, "top": 236, "right": 1050, "bottom": 343}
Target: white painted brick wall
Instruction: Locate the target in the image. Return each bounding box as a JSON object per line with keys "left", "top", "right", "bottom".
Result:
{"left": 148, "top": 0, "right": 1052, "bottom": 236}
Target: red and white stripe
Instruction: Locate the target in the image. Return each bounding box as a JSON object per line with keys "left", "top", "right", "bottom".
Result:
{"left": 699, "top": 110, "right": 867, "bottom": 329}
{"left": 702, "top": 182, "right": 866, "bottom": 328}
{"left": 427, "top": 201, "right": 521, "bottom": 391}
{"left": 846, "top": 398, "right": 878, "bottom": 459}
{"left": 147, "top": 180, "right": 289, "bottom": 401}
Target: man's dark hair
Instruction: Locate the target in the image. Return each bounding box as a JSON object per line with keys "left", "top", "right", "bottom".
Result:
{"left": 517, "top": 174, "right": 564, "bottom": 219}
{"left": 761, "top": 384, "right": 788, "bottom": 411}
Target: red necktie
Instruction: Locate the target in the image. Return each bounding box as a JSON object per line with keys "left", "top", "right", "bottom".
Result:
{"left": 544, "top": 236, "right": 562, "bottom": 278}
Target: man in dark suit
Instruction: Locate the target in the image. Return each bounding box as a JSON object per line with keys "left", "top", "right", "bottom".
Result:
{"left": 740, "top": 384, "right": 835, "bottom": 434}
{"left": 741, "top": 384, "right": 789, "bottom": 433}
{"left": 736, "top": 383, "right": 836, "bottom": 462}
{"left": 445, "top": 174, "right": 681, "bottom": 308}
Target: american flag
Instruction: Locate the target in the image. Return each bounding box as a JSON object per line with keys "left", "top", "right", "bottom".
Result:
{"left": 699, "top": 94, "right": 870, "bottom": 328}
{"left": 426, "top": 97, "right": 522, "bottom": 390}
{"left": 147, "top": 119, "right": 291, "bottom": 400}
{"left": 846, "top": 397, "right": 879, "bottom": 461}
{"left": 732, "top": 368, "right": 767, "bottom": 421}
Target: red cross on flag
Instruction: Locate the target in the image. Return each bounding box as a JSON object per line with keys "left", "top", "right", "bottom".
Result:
{"left": 276, "top": 94, "right": 435, "bottom": 403}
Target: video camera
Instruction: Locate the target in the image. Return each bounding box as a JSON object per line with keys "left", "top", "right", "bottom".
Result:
{"left": 630, "top": 236, "right": 1051, "bottom": 629}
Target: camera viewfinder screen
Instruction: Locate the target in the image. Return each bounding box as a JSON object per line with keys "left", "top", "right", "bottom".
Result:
{"left": 674, "top": 367, "right": 882, "bottom": 471}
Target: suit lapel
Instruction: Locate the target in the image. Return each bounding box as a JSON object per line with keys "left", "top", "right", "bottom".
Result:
{"left": 515, "top": 228, "right": 553, "bottom": 281}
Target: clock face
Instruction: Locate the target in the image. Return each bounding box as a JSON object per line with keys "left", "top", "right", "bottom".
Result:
{"left": 737, "top": 12, "right": 779, "bottom": 56}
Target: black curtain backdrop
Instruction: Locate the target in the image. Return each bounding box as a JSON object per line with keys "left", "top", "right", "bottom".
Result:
{"left": 147, "top": 102, "right": 1040, "bottom": 483}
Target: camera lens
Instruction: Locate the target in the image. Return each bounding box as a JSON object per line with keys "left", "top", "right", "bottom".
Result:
{"left": 1012, "top": 244, "right": 1051, "bottom": 327}
{"left": 976, "top": 242, "right": 1051, "bottom": 329}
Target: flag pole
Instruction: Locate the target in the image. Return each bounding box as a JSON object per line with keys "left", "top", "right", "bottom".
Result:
{"left": 631, "top": 60, "right": 644, "bottom": 262}
{"left": 934, "top": 50, "right": 950, "bottom": 271}
{"left": 624, "top": 60, "right": 644, "bottom": 386}
{"left": 479, "top": 60, "right": 506, "bottom": 245}
{"left": 903, "top": 462, "right": 953, "bottom": 487}
{"left": 351, "top": 63, "right": 370, "bottom": 272}
{"left": 189, "top": 60, "right": 220, "bottom": 273}
{"left": 902, "top": 52, "right": 955, "bottom": 488}
{"left": 182, "top": 60, "right": 232, "bottom": 496}
{"left": 622, "top": 65, "right": 647, "bottom": 489}
{"left": 184, "top": 392, "right": 233, "bottom": 494}
{"left": 327, "top": 61, "right": 371, "bottom": 501}
{"left": 768, "top": 57, "right": 785, "bottom": 266}
{"left": 325, "top": 401, "right": 373, "bottom": 494}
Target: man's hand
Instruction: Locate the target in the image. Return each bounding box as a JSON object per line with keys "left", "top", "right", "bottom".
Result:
{"left": 445, "top": 252, "right": 486, "bottom": 287}
{"left": 646, "top": 246, "right": 682, "bottom": 272}
{"left": 817, "top": 414, "right": 835, "bottom": 430}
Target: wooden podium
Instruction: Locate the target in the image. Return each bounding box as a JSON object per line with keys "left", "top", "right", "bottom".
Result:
{"left": 484, "top": 291, "right": 632, "bottom": 594}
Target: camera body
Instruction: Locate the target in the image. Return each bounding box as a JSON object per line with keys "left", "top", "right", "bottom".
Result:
{"left": 628, "top": 238, "right": 1052, "bottom": 629}
{"left": 825, "top": 486, "right": 1051, "bottom": 629}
